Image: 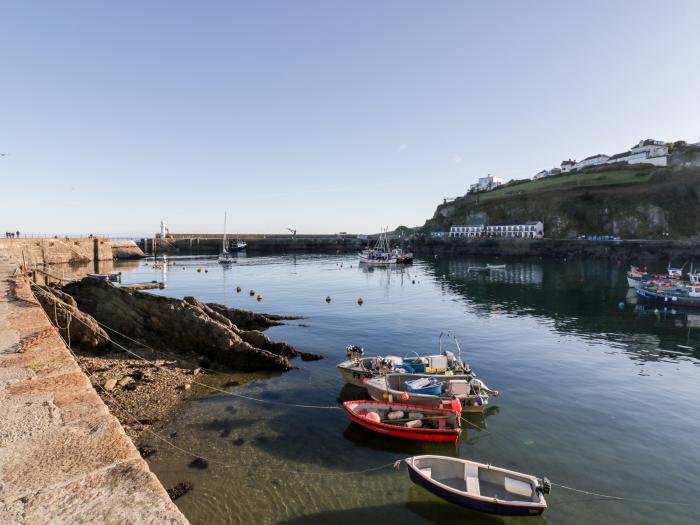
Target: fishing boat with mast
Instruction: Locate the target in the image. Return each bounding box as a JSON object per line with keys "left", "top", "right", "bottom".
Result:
{"left": 218, "top": 212, "right": 235, "bottom": 264}
{"left": 359, "top": 228, "right": 397, "bottom": 265}
{"left": 336, "top": 333, "right": 473, "bottom": 388}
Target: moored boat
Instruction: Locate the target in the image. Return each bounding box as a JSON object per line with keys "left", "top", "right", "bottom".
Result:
{"left": 86, "top": 272, "right": 121, "bottom": 282}
{"left": 636, "top": 284, "right": 700, "bottom": 308}
{"left": 486, "top": 264, "right": 506, "bottom": 270}
{"left": 218, "top": 212, "right": 235, "bottom": 264}
{"left": 404, "top": 455, "right": 550, "bottom": 516}
{"left": 343, "top": 400, "right": 461, "bottom": 443}
{"left": 336, "top": 341, "right": 472, "bottom": 389}
{"left": 366, "top": 373, "right": 497, "bottom": 412}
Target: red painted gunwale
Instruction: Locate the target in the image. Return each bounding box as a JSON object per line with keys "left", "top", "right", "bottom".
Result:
{"left": 342, "top": 400, "right": 461, "bottom": 443}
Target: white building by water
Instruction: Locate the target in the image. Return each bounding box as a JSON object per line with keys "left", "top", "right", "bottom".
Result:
{"left": 606, "top": 139, "right": 669, "bottom": 167}
{"left": 449, "top": 220, "right": 544, "bottom": 239}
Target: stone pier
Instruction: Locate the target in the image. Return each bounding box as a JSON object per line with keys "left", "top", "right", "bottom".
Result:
{"left": 0, "top": 260, "right": 188, "bottom": 524}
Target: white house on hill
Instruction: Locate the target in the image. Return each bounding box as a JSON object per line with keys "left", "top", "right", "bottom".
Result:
{"left": 449, "top": 220, "right": 544, "bottom": 239}
{"left": 607, "top": 139, "right": 669, "bottom": 167}
{"left": 560, "top": 159, "right": 576, "bottom": 173}
{"left": 574, "top": 154, "right": 610, "bottom": 171}
{"left": 469, "top": 174, "right": 504, "bottom": 193}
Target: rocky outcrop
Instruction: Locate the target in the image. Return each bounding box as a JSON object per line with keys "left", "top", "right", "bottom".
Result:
{"left": 34, "top": 285, "right": 110, "bottom": 350}
{"left": 206, "top": 303, "right": 303, "bottom": 330}
{"left": 61, "top": 279, "right": 309, "bottom": 371}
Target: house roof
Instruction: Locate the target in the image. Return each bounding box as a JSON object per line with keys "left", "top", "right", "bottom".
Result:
{"left": 561, "top": 159, "right": 575, "bottom": 165}
{"left": 580, "top": 154, "right": 609, "bottom": 161}
{"left": 608, "top": 150, "right": 632, "bottom": 160}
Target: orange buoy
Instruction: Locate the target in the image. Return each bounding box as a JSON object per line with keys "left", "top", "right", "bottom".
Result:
{"left": 236, "top": 286, "right": 242, "bottom": 293}
{"left": 256, "top": 294, "right": 263, "bottom": 302}
{"left": 357, "top": 297, "right": 364, "bottom": 305}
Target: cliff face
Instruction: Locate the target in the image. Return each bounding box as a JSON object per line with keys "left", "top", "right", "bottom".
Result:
{"left": 424, "top": 167, "right": 700, "bottom": 239}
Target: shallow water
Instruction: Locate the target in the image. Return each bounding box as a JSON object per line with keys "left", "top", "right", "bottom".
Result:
{"left": 113, "top": 254, "right": 700, "bottom": 525}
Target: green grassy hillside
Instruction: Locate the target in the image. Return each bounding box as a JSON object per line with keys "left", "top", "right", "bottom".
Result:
{"left": 424, "top": 166, "right": 700, "bottom": 239}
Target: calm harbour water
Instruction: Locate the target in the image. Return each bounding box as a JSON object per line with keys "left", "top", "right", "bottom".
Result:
{"left": 112, "top": 253, "right": 700, "bottom": 525}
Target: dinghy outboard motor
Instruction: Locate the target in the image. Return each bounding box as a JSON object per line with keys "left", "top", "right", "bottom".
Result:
{"left": 346, "top": 345, "right": 364, "bottom": 361}
{"left": 537, "top": 477, "right": 552, "bottom": 495}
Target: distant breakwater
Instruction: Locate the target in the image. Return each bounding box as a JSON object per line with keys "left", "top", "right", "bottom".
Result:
{"left": 412, "top": 238, "right": 700, "bottom": 261}
{"left": 140, "top": 236, "right": 365, "bottom": 254}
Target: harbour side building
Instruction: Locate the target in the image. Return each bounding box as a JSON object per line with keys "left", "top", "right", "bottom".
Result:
{"left": 449, "top": 221, "right": 544, "bottom": 239}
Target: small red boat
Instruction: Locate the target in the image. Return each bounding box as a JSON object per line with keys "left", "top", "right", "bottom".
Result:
{"left": 343, "top": 400, "right": 461, "bottom": 443}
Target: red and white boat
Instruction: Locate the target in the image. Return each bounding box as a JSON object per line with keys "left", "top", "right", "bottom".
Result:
{"left": 342, "top": 400, "right": 462, "bottom": 443}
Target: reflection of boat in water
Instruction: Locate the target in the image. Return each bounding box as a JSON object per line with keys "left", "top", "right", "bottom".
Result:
{"left": 404, "top": 455, "right": 549, "bottom": 516}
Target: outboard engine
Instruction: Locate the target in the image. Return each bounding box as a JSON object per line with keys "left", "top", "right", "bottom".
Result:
{"left": 537, "top": 477, "right": 552, "bottom": 495}
{"left": 346, "top": 345, "right": 364, "bottom": 360}
{"left": 378, "top": 358, "right": 395, "bottom": 373}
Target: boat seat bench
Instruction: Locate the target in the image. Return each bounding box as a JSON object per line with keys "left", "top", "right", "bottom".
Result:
{"left": 465, "top": 463, "right": 480, "bottom": 495}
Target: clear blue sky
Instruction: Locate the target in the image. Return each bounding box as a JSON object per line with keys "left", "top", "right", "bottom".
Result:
{"left": 1, "top": 1, "right": 699, "bottom": 236}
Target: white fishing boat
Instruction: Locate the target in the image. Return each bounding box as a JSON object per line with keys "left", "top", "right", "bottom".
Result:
{"left": 218, "top": 212, "right": 235, "bottom": 264}
{"left": 486, "top": 264, "right": 506, "bottom": 270}
{"left": 337, "top": 344, "right": 471, "bottom": 389}
{"left": 404, "top": 455, "right": 549, "bottom": 516}
{"left": 366, "top": 373, "right": 497, "bottom": 412}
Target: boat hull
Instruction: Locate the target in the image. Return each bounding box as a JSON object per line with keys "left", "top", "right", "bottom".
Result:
{"left": 406, "top": 462, "right": 545, "bottom": 516}
{"left": 365, "top": 376, "right": 487, "bottom": 413}
{"left": 637, "top": 288, "right": 700, "bottom": 308}
{"left": 343, "top": 401, "right": 460, "bottom": 443}
{"left": 336, "top": 363, "right": 374, "bottom": 388}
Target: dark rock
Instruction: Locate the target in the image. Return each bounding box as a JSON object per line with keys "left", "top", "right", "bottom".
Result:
{"left": 61, "top": 278, "right": 300, "bottom": 371}
{"left": 167, "top": 481, "right": 193, "bottom": 501}
{"left": 188, "top": 457, "right": 209, "bottom": 470}
{"left": 299, "top": 352, "right": 323, "bottom": 361}
{"left": 138, "top": 445, "right": 156, "bottom": 458}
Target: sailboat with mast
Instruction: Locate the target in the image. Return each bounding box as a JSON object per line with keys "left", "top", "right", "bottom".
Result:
{"left": 218, "top": 212, "right": 235, "bottom": 264}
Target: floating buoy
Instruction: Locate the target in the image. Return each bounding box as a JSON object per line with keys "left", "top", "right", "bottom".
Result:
{"left": 249, "top": 290, "right": 255, "bottom": 296}
{"left": 182, "top": 267, "right": 186, "bottom": 270}
{"left": 236, "top": 286, "right": 242, "bottom": 293}
{"left": 197, "top": 268, "right": 201, "bottom": 273}
{"left": 412, "top": 280, "right": 415, "bottom": 284}
{"left": 357, "top": 297, "right": 364, "bottom": 305}
{"left": 618, "top": 302, "right": 625, "bottom": 309}
{"left": 204, "top": 269, "right": 208, "bottom": 273}
{"left": 256, "top": 294, "right": 263, "bottom": 302}
{"left": 325, "top": 296, "right": 331, "bottom": 303}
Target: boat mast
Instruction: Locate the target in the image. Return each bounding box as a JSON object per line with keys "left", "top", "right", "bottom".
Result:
{"left": 222, "top": 212, "right": 228, "bottom": 253}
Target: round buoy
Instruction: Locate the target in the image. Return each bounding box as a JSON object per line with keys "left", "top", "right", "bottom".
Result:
{"left": 204, "top": 269, "right": 208, "bottom": 273}
{"left": 182, "top": 267, "right": 186, "bottom": 270}
{"left": 654, "top": 309, "right": 660, "bottom": 315}
{"left": 236, "top": 286, "right": 242, "bottom": 293}
{"left": 357, "top": 298, "right": 364, "bottom": 305}
{"left": 197, "top": 268, "right": 201, "bottom": 273}
{"left": 382, "top": 392, "right": 389, "bottom": 401}
{"left": 325, "top": 296, "right": 331, "bottom": 303}
{"left": 257, "top": 294, "right": 263, "bottom": 302}
{"left": 618, "top": 302, "right": 625, "bottom": 309}
{"left": 366, "top": 411, "right": 380, "bottom": 423}
{"left": 249, "top": 290, "right": 255, "bottom": 296}
{"left": 401, "top": 391, "right": 409, "bottom": 401}
{"left": 412, "top": 280, "right": 415, "bottom": 284}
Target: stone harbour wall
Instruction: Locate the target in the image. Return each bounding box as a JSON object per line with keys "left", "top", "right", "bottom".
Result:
{"left": 0, "top": 238, "right": 144, "bottom": 265}
{"left": 0, "top": 260, "right": 188, "bottom": 524}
